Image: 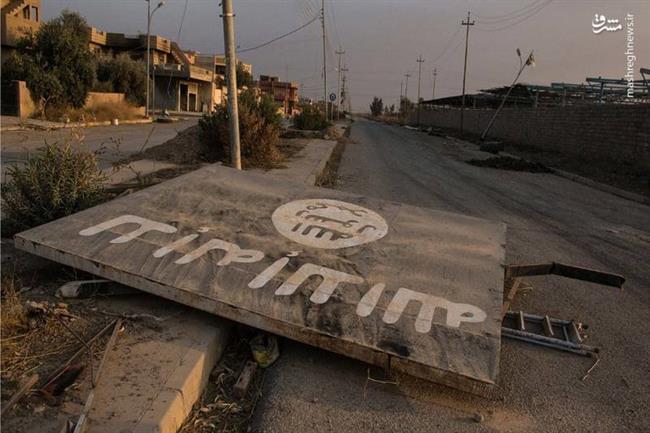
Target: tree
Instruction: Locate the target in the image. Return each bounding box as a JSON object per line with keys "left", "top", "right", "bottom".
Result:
{"left": 389, "top": 104, "right": 395, "bottom": 114}
{"left": 95, "top": 54, "right": 147, "bottom": 105}
{"left": 369, "top": 96, "right": 383, "bottom": 117}
{"left": 1, "top": 11, "right": 95, "bottom": 113}
{"left": 399, "top": 97, "right": 414, "bottom": 117}
{"left": 236, "top": 62, "right": 253, "bottom": 88}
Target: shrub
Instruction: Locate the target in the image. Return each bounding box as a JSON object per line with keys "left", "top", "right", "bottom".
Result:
{"left": 2, "top": 11, "right": 95, "bottom": 115}
{"left": 1, "top": 142, "right": 106, "bottom": 235}
{"left": 370, "top": 96, "right": 383, "bottom": 117}
{"left": 198, "top": 90, "right": 282, "bottom": 169}
{"left": 294, "top": 105, "right": 329, "bottom": 130}
{"left": 95, "top": 54, "right": 147, "bottom": 106}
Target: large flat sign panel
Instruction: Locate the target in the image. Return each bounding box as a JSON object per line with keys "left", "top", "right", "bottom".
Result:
{"left": 15, "top": 165, "right": 506, "bottom": 394}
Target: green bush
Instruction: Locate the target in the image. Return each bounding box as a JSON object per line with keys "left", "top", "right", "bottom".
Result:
{"left": 1, "top": 142, "right": 107, "bottom": 235}
{"left": 95, "top": 54, "right": 147, "bottom": 106}
{"left": 1, "top": 11, "right": 95, "bottom": 115}
{"left": 198, "top": 89, "right": 282, "bottom": 169}
{"left": 293, "top": 105, "right": 329, "bottom": 130}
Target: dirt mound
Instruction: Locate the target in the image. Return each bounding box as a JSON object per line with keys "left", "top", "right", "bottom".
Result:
{"left": 466, "top": 156, "right": 553, "bottom": 173}
{"left": 135, "top": 125, "right": 208, "bottom": 165}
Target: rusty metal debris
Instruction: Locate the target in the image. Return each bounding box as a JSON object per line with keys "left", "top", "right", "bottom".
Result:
{"left": 68, "top": 319, "right": 123, "bottom": 433}
{"left": 502, "top": 262, "right": 624, "bottom": 355}
{"left": 0, "top": 374, "right": 39, "bottom": 416}
{"left": 502, "top": 262, "right": 624, "bottom": 317}
{"left": 502, "top": 311, "right": 596, "bottom": 356}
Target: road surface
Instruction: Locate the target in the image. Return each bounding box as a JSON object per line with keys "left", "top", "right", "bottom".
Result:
{"left": 1, "top": 119, "right": 197, "bottom": 179}
{"left": 251, "top": 118, "right": 649, "bottom": 433}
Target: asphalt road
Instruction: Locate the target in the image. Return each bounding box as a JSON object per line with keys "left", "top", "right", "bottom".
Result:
{"left": 251, "top": 118, "right": 650, "bottom": 433}
{"left": 0, "top": 119, "right": 197, "bottom": 179}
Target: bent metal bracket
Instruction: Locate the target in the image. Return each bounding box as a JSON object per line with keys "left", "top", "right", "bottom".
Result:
{"left": 15, "top": 165, "right": 506, "bottom": 395}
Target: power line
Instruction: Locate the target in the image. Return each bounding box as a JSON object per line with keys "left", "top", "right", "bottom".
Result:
{"left": 476, "top": 0, "right": 553, "bottom": 32}
{"left": 429, "top": 26, "right": 462, "bottom": 64}
{"left": 237, "top": 15, "right": 319, "bottom": 53}
{"left": 475, "top": 0, "right": 545, "bottom": 23}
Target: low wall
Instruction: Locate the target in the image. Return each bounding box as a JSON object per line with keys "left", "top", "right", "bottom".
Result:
{"left": 85, "top": 91, "right": 126, "bottom": 107}
{"left": 1, "top": 82, "right": 133, "bottom": 118}
{"left": 1, "top": 80, "right": 36, "bottom": 118}
{"left": 413, "top": 104, "right": 650, "bottom": 169}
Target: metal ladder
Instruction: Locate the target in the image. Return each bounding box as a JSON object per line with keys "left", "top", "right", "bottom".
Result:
{"left": 502, "top": 310, "right": 598, "bottom": 356}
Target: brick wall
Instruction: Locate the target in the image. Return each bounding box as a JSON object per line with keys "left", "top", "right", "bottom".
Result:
{"left": 413, "top": 104, "right": 650, "bottom": 169}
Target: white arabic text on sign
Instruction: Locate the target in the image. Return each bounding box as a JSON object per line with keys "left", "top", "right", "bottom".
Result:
{"left": 592, "top": 14, "right": 622, "bottom": 33}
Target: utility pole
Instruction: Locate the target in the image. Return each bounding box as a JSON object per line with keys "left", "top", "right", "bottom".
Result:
{"left": 416, "top": 55, "right": 424, "bottom": 126}
{"left": 321, "top": 0, "right": 328, "bottom": 121}
{"left": 399, "top": 80, "right": 403, "bottom": 117}
{"left": 222, "top": 0, "right": 241, "bottom": 169}
{"left": 460, "top": 11, "right": 474, "bottom": 134}
{"left": 432, "top": 68, "right": 437, "bottom": 100}
{"left": 145, "top": 0, "right": 164, "bottom": 118}
{"left": 335, "top": 47, "right": 345, "bottom": 120}
{"left": 340, "top": 65, "right": 348, "bottom": 117}
{"left": 404, "top": 73, "right": 411, "bottom": 120}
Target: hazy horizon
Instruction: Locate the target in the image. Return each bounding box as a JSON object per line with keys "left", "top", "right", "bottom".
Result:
{"left": 43, "top": 0, "right": 649, "bottom": 110}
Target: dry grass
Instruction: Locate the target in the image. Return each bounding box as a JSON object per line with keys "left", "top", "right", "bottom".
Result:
{"left": 316, "top": 126, "right": 352, "bottom": 187}
{"left": 1, "top": 271, "right": 29, "bottom": 345}
{"left": 178, "top": 330, "right": 265, "bottom": 433}
{"left": 38, "top": 100, "right": 144, "bottom": 123}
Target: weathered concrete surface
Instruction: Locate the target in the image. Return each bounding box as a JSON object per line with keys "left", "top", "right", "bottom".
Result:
{"left": 0, "top": 119, "right": 198, "bottom": 176}
{"left": 259, "top": 138, "right": 337, "bottom": 186}
{"left": 87, "top": 295, "right": 230, "bottom": 433}
{"left": 104, "top": 159, "right": 180, "bottom": 185}
{"left": 251, "top": 118, "right": 650, "bottom": 433}
{"left": 15, "top": 164, "right": 505, "bottom": 393}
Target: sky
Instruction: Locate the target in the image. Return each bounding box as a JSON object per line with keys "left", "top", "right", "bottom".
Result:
{"left": 43, "top": 0, "right": 649, "bottom": 111}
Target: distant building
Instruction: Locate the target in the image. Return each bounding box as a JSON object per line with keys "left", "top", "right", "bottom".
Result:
{"left": 87, "top": 26, "right": 253, "bottom": 113}
{"left": 255, "top": 75, "right": 299, "bottom": 116}
{"left": 1, "top": 0, "right": 41, "bottom": 61}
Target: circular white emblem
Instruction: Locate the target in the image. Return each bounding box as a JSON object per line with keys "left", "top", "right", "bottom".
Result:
{"left": 272, "top": 199, "right": 388, "bottom": 249}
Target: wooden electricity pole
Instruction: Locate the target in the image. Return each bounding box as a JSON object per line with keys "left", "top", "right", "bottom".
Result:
{"left": 335, "top": 47, "right": 345, "bottom": 120}
{"left": 321, "top": 0, "right": 328, "bottom": 121}
{"left": 222, "top": 0, "right": 241, "bottom": 169}
{"left": 416, "top": 55, "right": 424, "bottom": 126}
{"left": 460, "top": 11, "right": 474, "bottom": 134}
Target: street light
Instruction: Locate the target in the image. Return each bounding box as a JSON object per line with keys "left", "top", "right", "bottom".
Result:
{"left": 480, "top": 49, "right": 535, "bottom": 144}
{"left": 146, "top": 0, "right": 164, "bottom": 118}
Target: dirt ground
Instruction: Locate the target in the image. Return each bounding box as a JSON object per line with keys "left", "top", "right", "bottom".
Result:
{"left": 418, "top": 124, "right": 649, "bottom": 198}
{"left": 123, "top": 124, "right": 307, "bottom": 170}
{"left": 250, "top": 117, "right": 650, "bottom": 433}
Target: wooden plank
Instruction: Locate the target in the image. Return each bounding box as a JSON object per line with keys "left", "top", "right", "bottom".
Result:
{"left": 15, "top": 165, "right": 506, "bottom": 394}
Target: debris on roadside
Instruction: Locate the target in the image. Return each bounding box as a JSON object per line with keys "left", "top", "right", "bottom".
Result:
{"left": 57, "top": 279, "right": 137, "bottom": 299}
{"left": 179, "top": 330, "right": 265, "bottom": 433}
{"left": 249, "top": 334, "right": 279, "bottom": 368}
{"left": 467, "top": 155, "right": 553, "bottom": 173}
{"left": 233, "top": 361, "right": 258, "bottom": 399}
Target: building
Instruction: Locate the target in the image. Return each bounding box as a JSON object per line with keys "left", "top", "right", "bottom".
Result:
{"left": 1, "top": 0, "right": 41, "bottom": 61}
{"left": 87, "top": 26, "right": 253, "bottom": 113}
{"left": 255, "top": 75, "right": 299, "bottom": 116}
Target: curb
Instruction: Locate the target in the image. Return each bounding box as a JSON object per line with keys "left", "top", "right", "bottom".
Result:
{"left": 132, "top": 321, "right": 231, "bottom": 433}
{"left": 1, "top": 118, "right": 153, "bottom": 132}
{"left": 306, "top": 140, "right": 337, "bottom": 186}
{"left": 551, "top": 169, "right": 649, "bottom": 206}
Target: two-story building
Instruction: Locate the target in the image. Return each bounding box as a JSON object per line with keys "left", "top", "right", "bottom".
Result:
{"left": 1, "top": 0, "right": 41, "bottom": 61}
{"left": 255, "top": 75, "right": 299, "bottom": 116}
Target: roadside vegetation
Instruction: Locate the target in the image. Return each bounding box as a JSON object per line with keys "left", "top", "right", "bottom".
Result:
{"left": 293, "top": 105, "right": 329, "bottom": 130}
{"left": 1, "top": 140, "right": 107, "bottom": 236}
{"left": 199, "top": 89, "right": 283, "bottom": 169}
{"left": 1, "top": 11, "right": 145, "bottom": 122}
{"left": 369, "top": 96, "right": 383, "bottom": 117}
